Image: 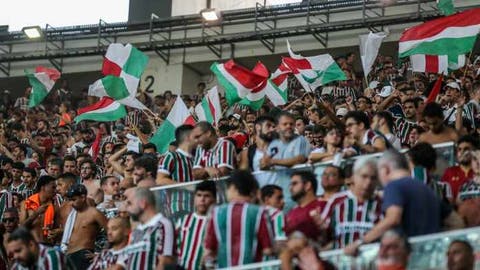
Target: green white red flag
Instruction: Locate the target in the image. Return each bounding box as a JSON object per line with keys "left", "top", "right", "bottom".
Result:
{"left": 399, "top": 8, "right": 480, "bottom": 58}
{"left": 210, "top": 60, "right": 267, "bottom": 110}
{"left": 74, "top": 97, "right": 127, "bottom": 123}
{"left": 26, "top": 66, "right": 61, "bottom": 108}
{"left": 410, "top": 54, "right": 465, "bottom": 74}
{"left": 265, "top": 62, "right": 290, "bottom": 106}
{"left": 195, "top": 86, "right": 222, "bottom": 125}
{"left": 285, "top": 40, "right": 346, "bottom": 91}
{"left": 150, "top": 98, "right": 195, "bottom": 154}
{"left": 89, "top": 43, "right": 149, "bottom": 110}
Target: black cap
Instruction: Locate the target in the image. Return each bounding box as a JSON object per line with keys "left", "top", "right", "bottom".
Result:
{"left": 66, "top": 184, "right": 88, "bottom": 198}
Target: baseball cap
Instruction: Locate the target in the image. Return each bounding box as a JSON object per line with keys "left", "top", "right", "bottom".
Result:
{"left": 378, "top": 86, "right": 393, "bottom": 98}
{"left": 444, "top": 82, "right": 460, "bottom": 90}
{"left": 336, "top": 108, "right": 348, "bottom": 117}
{"left": 369, "top": 81, "right": 380, "bottom": 89}
{"left": 66, "top": 184, "right": 88, "bottom": 198}
{"left": 230, "top": 113, "right": 241, "bottom": 120}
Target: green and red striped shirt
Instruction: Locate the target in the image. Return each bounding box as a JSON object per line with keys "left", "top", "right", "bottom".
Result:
{"left": 321, "top": 191, "right": 382, "bottom": 248}
{"left": 158, "top": 149, "right": 193, "bottom": 183}
{"left": 204, "top": 202, "right": 274, "bottom": 268}
{"left": 194, "top": 138, "right": 236, "bottom": 170}
{"left": 176, "top": 213, "right": 207, "bottom": 270}
{"left": 0, "top": 190, "right": 13, "bottom": 220}
{"left": 12, "top": 244, "right": 68, "bottom": 270}
{"left": 119, "top": 213, "right": 175, "bottom": 270}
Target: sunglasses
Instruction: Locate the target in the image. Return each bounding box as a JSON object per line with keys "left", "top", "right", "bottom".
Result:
{"left": 2, "top": 218, "right": 16, "bottom": 223}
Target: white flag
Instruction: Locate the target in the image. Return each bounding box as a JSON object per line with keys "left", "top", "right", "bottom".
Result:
{"left": 359, "top": 32, "right": 387, "bottom": 79}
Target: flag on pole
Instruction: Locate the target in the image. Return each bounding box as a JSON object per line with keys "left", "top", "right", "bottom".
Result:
{"left": 74, "top": 97, "right": 127, "bottom": 123}
{"left": 150, "top": 98, "right": 195, "bottom": 154}
{"left": 410, "top": 54, "right": 465, "bottom": 74}
{"left": 437, "top": 0, "right": 455, "bottom": 16}
{"left": 210, "top": 60, "right": 267, "bottom": 110}
{"left": 89, "top": 43, "right": 149, "bottom": 110}
{"left": 26, "top": 66, "right": 61, "bottom": 108}
{"left": 399, "top": 8, "right": 480, "bottom": 58}
{"left": 195, "top": 86, "right": 222, "bottom": 125}
{"left": 426, "top": 75, "right": 444, "bottom": 103}
{"left": 285, "top": 40, "right": 346, "bottom": 91}
{"left": 265, "top": 63, "right": 290, "bottom": 106}
{"left": 88, "top": 132, "right": 103, "bottom": 162}
{"left": 359, "top": 31, "right": 387, "bottom": 79}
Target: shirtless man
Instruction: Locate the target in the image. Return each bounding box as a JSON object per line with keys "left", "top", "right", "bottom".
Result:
{"left": 418, "top": 102, "right": 459, "bottom": 144}
{"left": 79, "top": 159, "right": 103, "bottom": 204}
{"left": 19, "top": 176, "right": 59, "bottom": 245}
{"left": 62, "top": 184, "right": 107, "bottom": 269}
{"left": 108, "top": 147, "right": 140, "bottom": 188}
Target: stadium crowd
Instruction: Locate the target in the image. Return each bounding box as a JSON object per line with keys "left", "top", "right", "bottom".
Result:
{"left": 0, "top": 52, "right": 478, "bottom": 270}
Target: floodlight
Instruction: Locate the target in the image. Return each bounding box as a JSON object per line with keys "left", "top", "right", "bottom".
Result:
{"left": 200, "top": 8, "right": 221, "bottom": 21}
{"left": 22, "top": 26, "right": 42, "bottom": 39}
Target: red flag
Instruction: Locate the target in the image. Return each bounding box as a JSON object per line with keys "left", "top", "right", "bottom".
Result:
{"left": 89, "top": 131, "right": 102, "bottom": 162}
{"left": 426, "top": 74, "right": 443, "bottom": 103}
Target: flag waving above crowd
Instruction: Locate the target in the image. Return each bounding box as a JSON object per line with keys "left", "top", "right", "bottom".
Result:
{"left": 89, "top": 43, "right": 149, "bottom": 111}
{"left": 26, "top": 66, "right": 61, "bottom": 107}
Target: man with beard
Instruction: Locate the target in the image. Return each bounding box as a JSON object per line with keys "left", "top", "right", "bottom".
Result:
{"left": 52, "top": 133, "right": 67, "bottom": 157}
{"left": 79, "top": 159, "right": 103, "bottom": 205}
{"left": 442, "top": 135, "right": 478, "bottom": 199}
{"left": 8, "top": 227, "right": 69, "bottom": 269}
{"left": 285, "top": 171, "right": 326, "bottom": 243}
{"left": 447, "top": 240, "right": 475, "bottom": 270}
{"left": 261, "top": 112, "right": 310, "bottom": 210}
{"left": 47, "top": 158, "right": 63, "bottom": 179}
{"left": 418, "top": 102, "right": 459, "bottom": 144}
{"left": 88, "top": 217, "right": 131, "bottom": 270}
{"left": 21, "top": 168, "right": 37, "bottom": 199}
{"left": 115, "top": 187, "right": 175, "bottom": 270}
{"left": 132, "top": 155, "right": 157, "bottom": 188}
{"left": 374, "top": 230, "right": 411, "bottom": 270}
{"left": 62, "top": 184, "right": 107, "bottom": 269}
{"left": 63, "top": 155, "right": 77, "bottom": 175}
{"left": 2, "top": 208, "right": 19, "bottom": 252}
{"left": 393, "top": 99, "right": 420, "bottom": 145}
{"left": 239, "top": 115, "right": 276, "bottom": 187}
{"left": 109, "top": 148, "right": 140, "bottom": 187}
{"left": 157, "top": 125, "right": 195, "bottom": 186}
{"left": 192, "top": 121, "right": 236, "bottom": 179}
{"left": 9, "top": 162, "right": 25, "bottom": 194}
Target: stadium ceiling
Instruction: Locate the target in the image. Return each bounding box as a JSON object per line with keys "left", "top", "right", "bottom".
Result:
{"left": 0, "top": 0, "right": 479, "bottom": 75}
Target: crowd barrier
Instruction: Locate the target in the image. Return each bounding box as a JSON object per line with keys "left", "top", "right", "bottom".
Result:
{"left": 151, "top": 142, "right": 455, "bottom": 221}
{"left": 149, "top": 142, "right": 461, "bottom": 269}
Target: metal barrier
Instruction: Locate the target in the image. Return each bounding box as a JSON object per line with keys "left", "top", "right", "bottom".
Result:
{"left": 215, "top": 226, "right": 480, "bottom": 270}
{"left": 150, "top": 141, "right": 457, "bottom": 269}
{"left": 151, "top": 142, "right": 455, "bottom": 221}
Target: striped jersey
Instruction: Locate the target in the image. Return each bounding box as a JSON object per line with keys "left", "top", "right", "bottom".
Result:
{"left": 9, "top": 182, "right": 26, "bottom": 194}
{"left": 412, "top": 167, "right": 453, "bottom": 202}
{"left": 176, "top": 213, "right": 208, "bottom": 270}
{"left": 21, "top": 185, "right": 36, "bottom": 199}
{"left": 321, "top": 191, "right": 382, "bottom": 248}
{"left": 194, "top": 138, "right": 236, "bottom": 170}
{"left": 393, "top": 116, "right": 417, "bottom": 144}
{"left": 458, "top": 180, "right": 480, "bottom": 202}
{"left": 88, "top": 248, "right": 125, "bottom": 270}
{"left": 266, "top": 206, "right": 286, "bottom": 241}
{"left": 158, "top": 149, "right": 193, "bottom": 183}
{"left": 0, "top": 190, "right": 13, "bottom": 220}
{"left": 204, "top": 202, "right": 274, "bottom": 268}
{"left": 119, "top": 213, "right": 175, "bottom": 270}
{"left": 12, "top": 244, "right": 68, "bottom": 270}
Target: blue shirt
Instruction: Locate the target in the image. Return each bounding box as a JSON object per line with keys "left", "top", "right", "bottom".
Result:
{"left": 382, "top": 176, "right": 442, "bottom": 237}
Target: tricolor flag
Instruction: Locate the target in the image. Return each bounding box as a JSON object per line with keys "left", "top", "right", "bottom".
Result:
{"left": 399, "top": 8, "right": 480, "bottom": 58}
{"left": 265, "top": 63, "right": 290, "bottom": 106}
{"left": 285, "top": 41, "right": 346, "bottom": 91}
{"left": 89, "top": 43, "right": 149, "bottom": 110}
{"left": 26, "top": 66, "right": 61, "bottom": 108}
{"left": 195, "top": 86, "right": 222, "bottom": 125}
{"left": 410, "top": 54, "right": 466, "bottom": 74}
{"left": 150, "top": 98, "right": 195, "bottom": 154}
{"left": 74, "top": 97, "right": 127, "bottom": 123}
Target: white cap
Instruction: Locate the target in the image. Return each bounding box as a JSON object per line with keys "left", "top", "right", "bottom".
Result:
{"left": 444, "top": 81, "right": 460, "bottom": 90}
{"left": 369, "top": 81, "right": 380, "bottom": 89}
{"left": 336, "top": 108, "right": 348, "bottom": 117}
{"left": 378, "top": 86, "right": 393, "bottom": 98}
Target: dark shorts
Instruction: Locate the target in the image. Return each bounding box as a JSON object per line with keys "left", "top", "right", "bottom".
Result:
{"left": 67, "top": 249, "right": 93, "bottom": 270}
